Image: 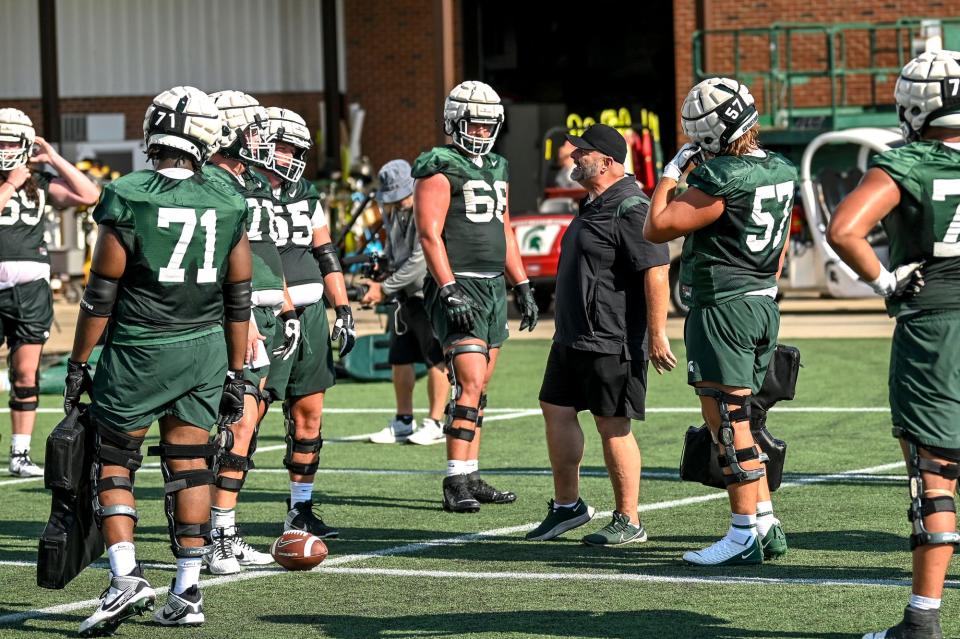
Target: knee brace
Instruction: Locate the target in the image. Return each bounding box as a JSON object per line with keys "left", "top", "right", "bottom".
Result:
{"left": 147, "top": 441, "right": 217, "bottom": 558}
{"left": 695, "top": 388, "right": 765, "bottom": 486}
{"left": 895, "top": 428, "right": 960, "bottom": 550}
{"left": 475, "top": 393, "right": 488, "bottom": 428}
{"left": 443, "top": 345, "right": 489, "bottom": 442}
{"left": 213, "top": 379, "right": 266, "bottom": 491}
{"left": 9, "top": 368, "right": 39, "bottom": 411}
{"left": 91, "top": 425, "right": 144, "bottom": 527}
{"left": 282, "top": 400, "right": 322, "bottom": 476}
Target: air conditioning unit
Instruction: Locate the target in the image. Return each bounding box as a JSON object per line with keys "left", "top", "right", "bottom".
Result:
{"left": 60, "top": 113, "right": 125, "bottom": 143}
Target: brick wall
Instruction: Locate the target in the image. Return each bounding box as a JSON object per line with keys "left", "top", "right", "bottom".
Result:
{"left": 673, "top": 0, "right": 960, "bottom": 144}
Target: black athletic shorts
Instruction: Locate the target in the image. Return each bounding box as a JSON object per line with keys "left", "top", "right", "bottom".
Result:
{"left": 538, "top": 342, "right": 648, "bottom": 420}
{"left": 388, "top": 296, "right": 444, "bottom": 368}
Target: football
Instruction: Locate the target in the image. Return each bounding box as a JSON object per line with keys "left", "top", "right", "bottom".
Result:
{"left": 270, "top": 530, "right": 329, "bottom": 570}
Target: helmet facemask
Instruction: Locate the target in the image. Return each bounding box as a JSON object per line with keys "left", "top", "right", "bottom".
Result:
{"left": 0, "top": 135, "right": 30, "bottom": 172}
{"left": 239, "top": 114, "right": 274, "bottom": 166}
{"left": 270, "top": 134, "right": 308, "bottom": 182}
{"left": 0, "top": 108, "right": 36, "bottom": 172}
{"left": 451, "top": 117, "right": 502, "bottom": 156}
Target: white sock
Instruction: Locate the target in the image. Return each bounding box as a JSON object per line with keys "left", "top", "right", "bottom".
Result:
{"left": 756, "top": 500, "right": 777, "bottom": 536}
{"left": 909, "top": 594, "right": 942, "bottom": 611}
{"left": 554, "top": 499, "right": 579, "bottom": 509}
{"left": 107, "top": 542, "right": 137, "bottom": 577}
{"left": 211, "top": 506, "right": 236, "bottom": 535}
{"left": 447, "top": 459, "right": 471, "bottom": 476}
{"left": 466, "top": 459, "right": 479, "bottom": 474}
{"left": 10, "top": 433, "right": 30, "bottom": 453}
{"left": 290, "top": 482, "right": 313, "bottom": 506}
{"left": 173, "top": 557, "right": 202, "bottom": 594}
{"left": 726, "top": 512, "right": 758, "bottom": 545}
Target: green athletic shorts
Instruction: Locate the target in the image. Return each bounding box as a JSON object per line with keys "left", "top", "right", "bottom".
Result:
{"left": 684, "top": 295, "right": 779, "bottom": 392}
{"left": 244, "top": 305, "right": 279, "bottom": 388}
{"left": 264, "top": 301, "right": 336, "bottom": 402}
{"left": 0, "top": 278, "right": 53, "bottom": 349}
{"left": 424, "top": 275, "right": 509, "bottom": 349}
{"left": 90, "top": 330, "right": 227, "bottom": 432}
{"left": 890, "top": 310, "right": 960, "bottom": 450}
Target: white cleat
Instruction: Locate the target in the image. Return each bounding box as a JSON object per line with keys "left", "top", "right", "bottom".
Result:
{"left": 204, "top": 529, "right": 240, "bottom": 575}
{"left": 153, "top": 580, "right": 204, "bottom": 627}
{"left": 79, "top": 567, "right": 156, "bottom": 637}
{"left": 231, "top": 532, "right": 274, "bottom": 566}
{"left": 9, "top": 449, "right": 43, "bottom": 477}
{"left": 406, "top": 418, "right": 445, "bottom": 445}
{"left": 369, "top": 418, "right": 416, "bottom": 444}
{"left": 682, "top": 534, "right": 763, "bottom": 566}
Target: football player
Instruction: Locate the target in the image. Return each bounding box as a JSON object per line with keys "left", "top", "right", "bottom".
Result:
{"left": 829, "top": 50, "right": 960, "bottom": 639}
{"left": 63, "top": 86, "right": 251, "bottom": 634}
{"left": 0, "top": 108, "right": 99, "bottom": 476}
{"left": 254, "top": 107, "right": 355, "bottom": 538}
{"left": 413, "top": 81, "right": 538, "bottom": 512}
{"left": 202, "top": 90, "right": 301, "bottom": 574}
{"left": 644, "top": 77, "right": 795, "bottom": 565}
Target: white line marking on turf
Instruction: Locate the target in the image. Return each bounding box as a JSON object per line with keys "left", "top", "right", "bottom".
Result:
{"left": 3, "top": 406, "right": 892, "bottom": 415}
{"left": 0, "top": 460, "right": 908, "bottom": 626}
{"left": 317, "top": 566, "right": 955, "bottom": 590}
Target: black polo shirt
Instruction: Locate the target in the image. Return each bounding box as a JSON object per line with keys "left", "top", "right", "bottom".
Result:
{"left": 552, "top": 176, "right": 670, "bottom": 360}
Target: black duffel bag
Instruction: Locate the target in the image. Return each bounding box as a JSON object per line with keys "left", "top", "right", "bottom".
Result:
{"left": 37, "top": 405, "right": 105, "bottom": 589}
{"left": 679, "top": 344, "right": 800, "bottom": 492}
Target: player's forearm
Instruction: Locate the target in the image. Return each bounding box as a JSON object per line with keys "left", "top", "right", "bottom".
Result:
{"left": 504, "top": 235, "right": 527, "bottom": 286}
{"left": 644, "top": 264, "right": 670, "bottom": 336}
{"left": 645, "top": 177, "right": 679, "bottom": 243}
{"left": 49, "top": 154, "right": 100, "bottom": 204}
{"left": 0, "top": 182, "right": 16, "bottom": 210}
{"left": 70, "top": 312, "right": 108, "bottom": 363}
{"left": 828, "top": 233, "right": 883, "bottom": 281}
{"left": 323, "top": 272, "right": 350, "bottom": 306}
{"left": 420, "top": 233, "right": 455, "bottom": 286}
{"left": 224, "top": 319, "right": 248, "bottom": 370}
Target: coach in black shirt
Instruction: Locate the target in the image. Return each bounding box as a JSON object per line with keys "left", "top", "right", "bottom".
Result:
{"left": 527, "top": 124, "right": 675, "bottom": 546}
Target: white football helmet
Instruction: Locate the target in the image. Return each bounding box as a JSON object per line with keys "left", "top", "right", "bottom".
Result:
{"left": 209, "top": 90, "right": 273, "bottom": 166}
{"left": 0, "top": 108, "right": 36, "bottom": 172}
{"left": 895, "top": 50, "right": 960, "bottom": 142}
{"left": 264, "top": 107, "right": 311, "bottom": 182}
{"left": 443, "top": 81, "right": 504, "bottom": 156}
{"left": 143, "top": 86, "right": 221, "bottom": 165}
{"left": 681, "top": 77, "right": 759, "bottom": 154}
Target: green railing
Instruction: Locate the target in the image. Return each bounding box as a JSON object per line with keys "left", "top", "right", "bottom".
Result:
{"left": 692, "top": 18, "right": 960, "bottom": 138}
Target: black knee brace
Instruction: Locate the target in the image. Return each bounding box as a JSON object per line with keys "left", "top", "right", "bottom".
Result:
{"left": 282, "top": 401, "right": 322, "bottom": 476}
{"left": 895, "top": 427, "right": 960, "bottom": 550}
{"left": 213, "top": 381, "right": 265, "bottom": 492}
{"left": 475, "top": 393, "right": 488, "bottom": 428}
{"left": 147, "top": 441, "right": 217, "bottom": 558}
{"left": 695, "top": 388, "right": 765, "bottom": 486}
{"left": 92, "top": 425, "right": 144, "bottom": 526}
{"left": 9, "top": 367, "right": 39, "bottom": 411}
{"left": 443, "top": 345, "right": 488, "bottom": 442}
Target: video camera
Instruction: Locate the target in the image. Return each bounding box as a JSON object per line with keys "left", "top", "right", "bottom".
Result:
{"left": 342, "top": 252, "right": 391, "bottom": 302}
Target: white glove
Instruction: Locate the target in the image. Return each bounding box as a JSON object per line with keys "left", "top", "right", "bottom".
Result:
{"left": 663, "top": 143, "right": 704, "bottom": 181}
{"left": 272, "top": 310, "right": 301, "bottom": 361}
{"left": 868, "top": 261, "right": 925, "bottom": 298}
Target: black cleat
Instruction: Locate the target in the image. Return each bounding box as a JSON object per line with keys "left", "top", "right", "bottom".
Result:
{"left": 285, "top": 498, "right": 340, "bottom": 538}
{"left": 442, "top": 474, "right": 480, "bottom": 513}
{"left": 863, "top": 607, "right": 943, "bottom": 639}
{"left": 467, "top": 472, "right": 517, "bottom": 504}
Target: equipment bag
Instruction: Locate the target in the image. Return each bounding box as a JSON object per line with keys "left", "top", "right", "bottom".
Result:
{"left": 679, "top": 344, "right": 800, "bottom": 492}
{"left": 37, "top": 406, "right": 105, "bottom": 589}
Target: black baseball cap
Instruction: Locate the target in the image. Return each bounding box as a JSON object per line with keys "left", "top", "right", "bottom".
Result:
{"left": 565, "top": 123, "right": 627, "bottom": 164}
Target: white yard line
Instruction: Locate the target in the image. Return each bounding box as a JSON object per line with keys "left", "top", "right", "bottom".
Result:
{"left": 0, "top": 406, "right": 893, "bottom": 415}
{"left": 0, "top": 460, "right": 907, "bottom": 626}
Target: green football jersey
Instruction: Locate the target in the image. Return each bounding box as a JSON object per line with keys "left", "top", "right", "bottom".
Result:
{"left": 93, "top": 170, "right": 248, "bottom": 345}
{"left": 871, "top": 140, "right": 960, "bottom": 316}
{"left": 684, "top": 151, "right": 798, "bottom": 306}
{"left": 202, "top": 165, "right": 284, "bottom": 295}
{"left": 411, "top": 145, "right": 508, "bottom": 274}
{"left": 0, "top": 171, "right": 52, "bottom": 263}
{"left": 269, "top": 177, "right": 326, "bottom": 288}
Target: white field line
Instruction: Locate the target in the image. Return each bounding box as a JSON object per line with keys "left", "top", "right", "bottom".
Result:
{"left": 0, "top": 460, "right": 906, "bottom": 626}
{"left": 0, "top": 406, "right": 892, "bottom": 415}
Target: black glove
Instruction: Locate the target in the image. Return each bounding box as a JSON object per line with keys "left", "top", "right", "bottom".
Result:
{"left": 331, "top": 305, "right": 357, "bottom": 357}
{"left": 63, "top": 359, "right": 92, "bottom": 415}
{"left": 272, "top": 310, "right": 301, "bottom": 361}
{"left": 513, "top": 281, "right": 539, "bottom": 332}
{"left": 219, "top": 370, "right": 246, "bottom": 425}
{"left": 439, "top": 282, "right": 476, "bottom": 333}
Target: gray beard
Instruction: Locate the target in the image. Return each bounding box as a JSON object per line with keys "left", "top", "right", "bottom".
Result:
{"left": 571, "top": 162, "right": 599, "bottom": 183}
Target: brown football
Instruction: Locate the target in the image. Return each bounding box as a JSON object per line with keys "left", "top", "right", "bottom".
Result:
{"left": 270, "top": 530, "right": 329, "bottom": 570}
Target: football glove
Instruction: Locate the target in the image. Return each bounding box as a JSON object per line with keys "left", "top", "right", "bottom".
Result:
{"left": 513, "top": 281, "right": 538, "bottom": 332}
{"left": 663, "top": 143, "right": 703, "bottom": 181}
{"left": 219, "top": 370, "right": 246, "bottom": 425}
{"left": 63, "top": 359, "right": 92, "bottom": 415}
{"left": 272, "top": 309, "right": 301, "bottom": 361}
{"left": 331, "top": 305, "right": 356, "bottom": 357}
{"left": 868, "top": 261, "right": 925, "bottom": 300}
{"left": 439, "top": 282, "right": 477, "bottom": 333}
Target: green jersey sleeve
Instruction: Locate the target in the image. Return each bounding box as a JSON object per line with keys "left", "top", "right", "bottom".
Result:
{"left": 687, "top": 157, "right": 744, "bottom": 198}
{"left": 869, "top": 146, "right": 924, "bottom": 203}
{"left": 92, "top": 183, "right": 136, "bottom": 252}
{"left": 411, "top": 148, "right": 450, "bottom": 180}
